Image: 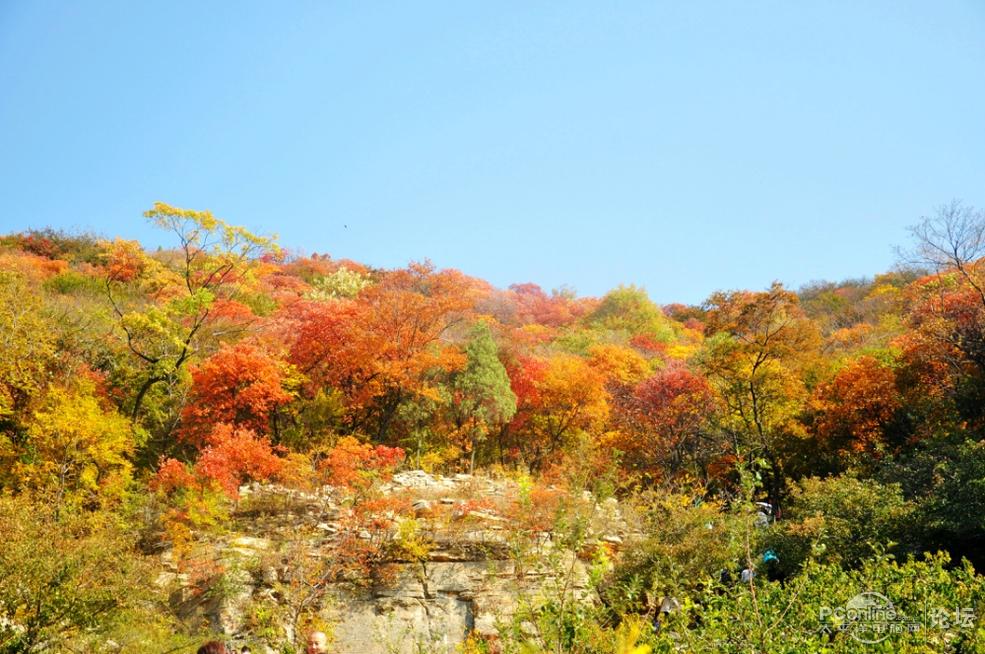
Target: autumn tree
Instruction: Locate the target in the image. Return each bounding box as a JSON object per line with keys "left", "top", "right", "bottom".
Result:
{"left": 611, "top": 364, "right": 719, "bottom": 480}
{"left": 0, "top": 272, "right": 55, "bottom": 420}
{"left": 317, "top": 435, "right": 405, "bottom": 491}
{"left": 2, "top": 380, "right": 133, "bottom": 509}
{"left": 891, "top": 327, "right": 966, "bottom": 439}
{"left": 352, "top": 263, "right": 476, "bottom": 441}
{"left": 902, "top": 200, "right": 985, "bottom": 306}
{"left": 179, "top": 342, "right": 296, "bottom": 447}
{"left": 506, "top": 283, "right": 594, "bottom": 327}
{"left": 192, "top": 423, "right": 284, "bottom": 497}
{"left": 281, "top": 298, "right": 362, "bottom": 393}
{"left": 150, "top": 423, "right": 285, "bottom": 552}
{"left": 898, "top": 202, "right": 985, "bottom": 430}
{"left": 699, "top": 282, "right": 820, "bottom": 501}
{"left": 587, "top": 343, "right": 651, "bottom": 387}
{"left": 508, "top": 353, "right": 609, "bottom": 470}
{"left": 900, "top": 201, "right": 985, "bottom": 369}
{"left": 281, "top": 262, "right": 475, "bottom": 444}
{"left": 105, "top": 203, "right": 278, "bottom": 423}
{"left": 811, "top": 355, "right": 903, "bottom": 465}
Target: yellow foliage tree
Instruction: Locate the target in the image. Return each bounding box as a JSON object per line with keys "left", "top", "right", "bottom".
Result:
{"left": 105, "top": 203, "right": 279, "bottom": 422}
{"left": 12, "top": 381, "right": 134, "bottom": 507}
{"left": 519, "top": 353, "right": 610, "bottom": 469}
{"left": 0, "top": 272, "right": 55, "bottom": 418}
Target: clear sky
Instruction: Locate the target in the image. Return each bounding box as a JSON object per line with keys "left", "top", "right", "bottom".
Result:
{"left": 1, "top": 2, "right": 983, "bottom": 304}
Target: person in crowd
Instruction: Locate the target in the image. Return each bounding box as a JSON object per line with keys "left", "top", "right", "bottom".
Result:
{"left": 754, "top": 501, "right": 772, "bottom": 528}
{"left": 306, "top": 631, "right": 329, "bottom": 654}
{"left": 197, "top": 642, "right": 228, "bottom": 654}
{"left": 762, "top": 548, "right": 781, "bottom": 582}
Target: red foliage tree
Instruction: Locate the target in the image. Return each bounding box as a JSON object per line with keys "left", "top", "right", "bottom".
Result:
{"left": 194, "top": 424, "right": 284, "bottom": 497}
{"left": 611, "top": 364, "right": 718, "bottom": 477}
{"left": 180, "top": 342, "right": 294, "bottom": 446}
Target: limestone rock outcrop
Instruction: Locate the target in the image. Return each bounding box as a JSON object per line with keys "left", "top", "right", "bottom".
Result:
{"left": 158, "top": 471, "right": 634, "bottom": 653}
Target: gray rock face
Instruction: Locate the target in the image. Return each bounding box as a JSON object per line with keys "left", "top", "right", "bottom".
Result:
{"left": 329, "top": 562, "right": 486, "bottom": 654}
{"left": 321, "top": 555, "right": 593, "bottom": 653}
{"left": 161, "top": 472, "right": 629, "bottom": 653}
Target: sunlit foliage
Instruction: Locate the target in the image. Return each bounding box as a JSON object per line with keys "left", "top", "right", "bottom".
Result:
{"left": 3, "top": 201, "right": 985, "bottom": 650}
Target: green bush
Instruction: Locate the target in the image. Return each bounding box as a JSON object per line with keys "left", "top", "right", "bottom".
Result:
{"left": 42, "top": 269, "right": 103, "bottom": 295}
{"left": 0, "top": 494, "right": 197, "bottom": 653}
{"left": 768, "top": 475, "right": 914, "bottom": 575}
{"left": 605, "top": 491, "right": 746, "bottom": 615}
{"left": 502, "top": 552, "right": 985, "bottom": 654}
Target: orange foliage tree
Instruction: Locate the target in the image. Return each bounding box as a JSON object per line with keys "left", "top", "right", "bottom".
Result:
{"left": 193, "top": 424, "right": 284, "bottom": 497}
{"left": 318, "top": 435, "right": 405, "bottom": 492}
{"left": 282, "top": 262, "right": 475, "bottom": 443}
{"left": 700, "top": 282, "right": 820, "bottom": 501}
{"left": 507, "top": 354, "right": 609, "bottom": 470}
{"left": 154, "top": 424, "right": 283, "bottom": 500}
{"left": 811, "top": 355, "right": 902, "bottom": 460}
{"left": 179, "top": 342, "right": 296, "bottom": 447}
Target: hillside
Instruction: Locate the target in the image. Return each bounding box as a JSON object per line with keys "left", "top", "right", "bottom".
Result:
{"left": 1, "top": 202, "right": 985, "bottom": 652}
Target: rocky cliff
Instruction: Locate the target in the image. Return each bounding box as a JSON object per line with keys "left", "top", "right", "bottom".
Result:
{"left": 156, "top": 471, "right": 633, "bottom": 653}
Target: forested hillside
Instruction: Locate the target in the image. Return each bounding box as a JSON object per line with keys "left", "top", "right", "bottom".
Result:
{"left": 2, "top": 202, "right": 985, "bottom": 652}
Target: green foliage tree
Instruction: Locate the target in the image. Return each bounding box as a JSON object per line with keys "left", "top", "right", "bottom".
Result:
{"left": 0, "top": 496, "right": 154, "bottom": 653}
{"left": 447, "top": 322, "right": 517, "bottom": 471}
{"left": 588, "top": 285, "right": 676, "bottom": 342}
{"left": 648, "top": 552, "right": 985, "bottom": 653}
{"left": 879, "top": 436, "right": 985, "bottom": 566}
{"left": 606, "top": 490, "right": 746, "bottom": 615}
{"left": 913, "top": 439, "right": 985, "bottom": 551}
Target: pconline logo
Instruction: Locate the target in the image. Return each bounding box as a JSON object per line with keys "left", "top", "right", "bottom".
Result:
{"left": 819, "top": 591, "right": 919, "bottom": 643}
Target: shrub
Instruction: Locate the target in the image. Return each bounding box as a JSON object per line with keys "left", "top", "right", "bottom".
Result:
{"left": 317, "top": 436, "right": 404, "bottom": 492}
{"left": 0, "top": 495, "right": 155, "bottom": 653}
{"left": 768, "top": 474, "right": 914, "bottom": 575}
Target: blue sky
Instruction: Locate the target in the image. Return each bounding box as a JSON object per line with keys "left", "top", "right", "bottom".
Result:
{"left": 1, "top": 1, "right": 983, "bottom": 304}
